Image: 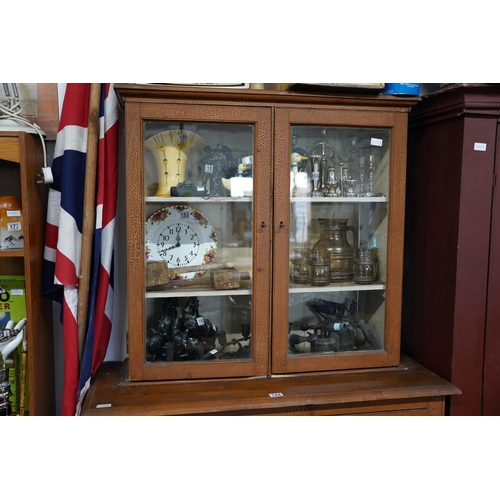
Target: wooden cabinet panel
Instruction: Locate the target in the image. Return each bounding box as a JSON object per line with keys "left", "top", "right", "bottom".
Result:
{"left": 482, "top": 121, "right": 500, "bottom": 415}
{"left": 403, "top": 84, "right": 500, "bottom": 415}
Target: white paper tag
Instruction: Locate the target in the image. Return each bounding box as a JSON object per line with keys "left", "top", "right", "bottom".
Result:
{"left": 6, "top": 210, "right": 21, "bottom": 217}
{"left": 370, "top": 138, "right": 383, "bottom": 147}
{"left": 269, "top": 392, "right": 284, "bottom": 398}
{"left": 96, "top": 403, "right": 112, "bottom": 409}
{"left": 7, "top": 222, "right": 22, "bottom": 231}
{"left": 205, "top": 164, "right": 214, "bottom": 173}
{"left": 196, "top": 317, "right": 205, "bottom": 326}
{"left": 474, "top": 142, "right": 487, "bottom": 151}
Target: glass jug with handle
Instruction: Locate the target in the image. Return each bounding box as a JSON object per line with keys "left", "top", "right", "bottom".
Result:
{"left": 312, "top": 218, "right": 358, "bottom": 282}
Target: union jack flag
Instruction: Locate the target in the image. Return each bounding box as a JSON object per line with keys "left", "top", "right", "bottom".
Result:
{"left": 42, "top": 83, "right": 119, "bottom": 416}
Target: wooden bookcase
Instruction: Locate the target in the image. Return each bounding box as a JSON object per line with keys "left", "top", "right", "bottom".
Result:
{"left": 0, "top": 131, "right": 55, "bottom": 416}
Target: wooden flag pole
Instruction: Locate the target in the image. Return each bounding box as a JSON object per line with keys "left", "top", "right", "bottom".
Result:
{"left": 77, "top": 83, "right": 101, "bottom": 365}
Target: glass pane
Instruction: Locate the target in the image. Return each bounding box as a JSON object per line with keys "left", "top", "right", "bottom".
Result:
{"left": 288, "top": 125, "right": 390, "bottom": 357}
{"left": 143, "top": 120, "right": 254, "bottom": 364}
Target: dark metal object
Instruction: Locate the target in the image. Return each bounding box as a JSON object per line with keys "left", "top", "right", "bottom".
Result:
{"left": 310, "top": 335, "right": 337, "bottom": 353}
{"left": 306, "top": 298, "right": 346, "bottom": 321}
{"left": 146, "top": 296, "right": 251, "bottom": 362}
{"left": 170, "top": 181, "right": 207, "bottom": 197}
{"left": 290, "top": 322, "right": 338, "bottom": 353}
{"left": 290, "top": 298, "right": 381, "bottom": 353}
{"left": 208, "top": 323, "right": 252, "bottom": 359}
{"left": 291, "top": 320, "right": 356, "bottom": 353}
{"left": 289, "top": 332, "right": 318, "bottom": 352}
{"left": 201, "top": 144, "right": 237, "bottom": 197}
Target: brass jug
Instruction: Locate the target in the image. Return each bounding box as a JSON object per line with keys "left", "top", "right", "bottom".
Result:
{"left": 312, "top": 218, "right": 358, "bottom": 282}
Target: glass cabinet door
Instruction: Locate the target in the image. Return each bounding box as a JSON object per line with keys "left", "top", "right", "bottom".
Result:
{"left": 272, "top": 107, "right": 407, "bottom": 373}
{"left": 125, "top": 103, "right": 272, "bottom": 381}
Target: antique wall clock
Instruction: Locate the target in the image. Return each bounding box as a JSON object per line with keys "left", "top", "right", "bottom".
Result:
{"left": 145, "top": 205, "right": 217, "bottom": 278}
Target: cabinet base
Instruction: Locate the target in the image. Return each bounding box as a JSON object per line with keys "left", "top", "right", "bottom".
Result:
{"left": 81, "top": 354, "right": 460, "bottom": 416}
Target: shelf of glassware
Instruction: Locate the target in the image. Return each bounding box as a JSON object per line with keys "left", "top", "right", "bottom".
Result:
{"left": 290, "top": 194, "right": 388, "bottom": 293}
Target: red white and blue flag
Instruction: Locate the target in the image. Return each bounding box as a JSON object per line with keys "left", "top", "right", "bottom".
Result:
{"left": 42, "top": 83, "right": 119, "bottom": 416}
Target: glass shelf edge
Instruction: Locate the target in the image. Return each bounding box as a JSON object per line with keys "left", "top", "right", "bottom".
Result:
{"left": 291, "top": 196, "right": 387, "bottom": 203}
{"left": 146, "top": 288, "right": 252, "bottom": 298}
{"left": 145, "top": 196, "right": 252, "bottom": 203}
{"left": 289, "top": 283, "right": 386, "bottom": 293}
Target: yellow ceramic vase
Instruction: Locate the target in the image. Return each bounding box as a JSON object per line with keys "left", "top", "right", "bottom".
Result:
{"left": 145, "top": 130, "right": 204, "bottom": 196}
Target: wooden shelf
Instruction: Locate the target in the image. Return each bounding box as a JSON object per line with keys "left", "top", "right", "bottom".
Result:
{"left": 0, "top": 249, "right": 24, "bottom": 258}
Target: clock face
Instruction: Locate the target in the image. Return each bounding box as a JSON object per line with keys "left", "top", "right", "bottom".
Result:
{"left": 156, "top": 221, "right": 201, "bottom": 266}
{"left": 145, "top": 206, "right": 217, "bottom": 279}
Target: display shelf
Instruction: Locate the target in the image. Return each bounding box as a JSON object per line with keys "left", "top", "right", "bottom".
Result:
{"left": 146, "top": 283, "right": 253, "bottom": 298}
{"left": 0, "top": 249, "right": 24, "bottom": 258}
{"left": 145, "top": 196, "right": 252, "bottom": 203}
{"left": 0, "top": 131, "right": 55, "bottom": 416}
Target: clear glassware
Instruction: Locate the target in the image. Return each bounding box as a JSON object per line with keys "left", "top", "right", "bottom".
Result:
{"left": 353, "top": 247, "right": 379, "bottom": 284}
{"left": 290, "top": 246, "right": 312, "bottom": 284}
{"left": 310, "top": 249, "right": 331, "bottom": 286}
{"left": 312, "top": 218, "right": 358, "bottom": 282}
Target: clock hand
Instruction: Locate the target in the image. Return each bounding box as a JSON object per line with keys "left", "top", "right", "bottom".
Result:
{"left": 159, "top": 231, "right": 182, "bottom": 252}
{"left": 160, "top": 240, "right": 181, "bottom": 251}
